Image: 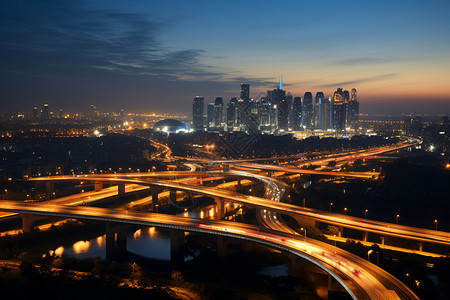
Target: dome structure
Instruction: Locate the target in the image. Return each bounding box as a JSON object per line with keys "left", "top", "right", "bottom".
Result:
{"left": 153, "top": 119, "right": 189, "bottom": 134}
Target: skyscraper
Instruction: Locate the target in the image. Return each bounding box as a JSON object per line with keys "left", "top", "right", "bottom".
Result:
{"left": 207, "top": 103, "right": 215, "bottom": 129}
{"left": 226, "top": 97, "right": 238, "bottom": 129}
{"left": 318, "top": 97, "right": 331, "bottom": 130}
{"left": 240, "top": 83, "right": 250, "bottom": 101}
{"left": 302, "top": 92, "right": 314, "bottom": 129}
{"left": 286, "top": 91, "right": 293, "bottom": 129}
{"left": 267, "top": 81, "right": 287, "bottom": 130}
{"left": 192, "top": 96, "right": 204, "bottom": 131}
{"left": 347, "top": 88, "right": 359, "bottom": 129}
{"left": 214, "top": 97, "right": 223, "bottom": 128}
{"left": 332, "top": 88, "right": 345, "bottom": 132}
{"left": 42, "top": 103, "right": 49, "bottom": 120}
{"left": 33, "top": 107, "right": 38, "bottom": 120}
{"left": 314, "top": 92, "right": 324, "bottom": 128}
{"left": 292, "top": 96, "right": 302, "bottom": 131}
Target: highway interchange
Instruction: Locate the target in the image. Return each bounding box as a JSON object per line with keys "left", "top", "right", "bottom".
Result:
{"left": 0, "top": 136, "right": 440, "bottom": 299}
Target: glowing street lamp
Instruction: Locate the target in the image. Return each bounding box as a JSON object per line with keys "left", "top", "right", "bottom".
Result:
{"left": 330, "top": 202, "right": 333, "bottom": 212}
{"left": 344, "top": 207, "right": 348, "bottom": 215}
{"left": 367, "top": 249, "right": 373, "bottom": 261}
{"left": 365, "top": 209, "right": 368, "bottom": 219}
{"left": 396, "top": 214, "right": 400, "bottom": 224}
{"left": 434, "top": 219, "right": 438, "bottom": 231}
{"left": 300, "top": 227, "right": 306, "bottom": 242}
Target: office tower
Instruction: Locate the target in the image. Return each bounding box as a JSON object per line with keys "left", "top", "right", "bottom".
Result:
{"left": 192, "top": 96, "right": 204, "bottom": 131}
{"left": 240, "top": 83, "right": 250, "bottom": 101}
{"left": 318, "top": 97, "right": 331, "bottom": 130}
{"left": 266, "top": 80, "right": 286, "bottom": 130}
{"left": 59, "top": 109, "right": 63, "bottom": 119}
{"left": 286, "top": 91, "right": 293, "bottom": 129}
{"left": 214, "top": 97, "right": 223, "bottom": 127}
{"left": 332, "top": 88, "right": 345, "bottom": 132}
{"left": 90, "top": 105, "right": 98, "bottom": 120}
{"left": 42, "top": 104, "right": 49, "bottom": 119}
{"left": 33, "top": 107, "right": 38, "bottom": 119}
{"left": 207, "top": 103, "right": 215, "bottom": 129}
{"left": 315, "top": 92, "right": 324, "bottom": 128}
{"left": 347, "top": 88, "right": 359, "bottom": 129}
{"left": 226, "top": 97, "right": 238, "bottom": 129}
{"left": 343, "top": 90, "right": 350, "bottom": 128}
{"left": 302, "top": 92, "right": 314, "bottom": 129}
{"left": 292, "top": 97, "right": 302, "bottom": 131}
{"left": 246, "top": 100, "right": 260, "bottom": 132}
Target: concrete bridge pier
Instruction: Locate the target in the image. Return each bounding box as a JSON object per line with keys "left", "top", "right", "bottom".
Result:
{"left": 215, "top": 198, "right": 225, "bottom": 219}
{"left": 94, "top": 181, "right": 103, "bottom": 192}
{"left": 20, "top": 214, "right": 44, "bottom": 233}
{"left": 118, "top": 183, "right": 126, "bottom": 195}
{"left": 418, "top": 242, "right": 423, "bottom": 252}
{"left": 338, "top": 226, "right": 344, "bottom": 238}
{"left": 170, "top": 230, "right": 185, "bottom": 266}
{"left": 363, "top": 231, "right": 369, "bottom": 242}
{"left": 222, "top": 164, "right": 230, "bottom": 172}
{"left": 169, "top": 189, "right": 177, "bottom": 206}
{"left": 151, "top": 187, "right": 162, "bottom": 212}
{"left": 106, "top": 223, "right": 128, "bottom": 259}
{"left": 45, "top": 182, "right": 54, "bottom": 200}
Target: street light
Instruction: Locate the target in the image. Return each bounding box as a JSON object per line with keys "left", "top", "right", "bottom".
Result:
{"left": 434, "top": 219, "right": 438, "bottom": 231}
{"left": 3, "top": 189, "right": 7, "bottom": 200}
{"left": 300, "top": 227, "right": 306, "bottom": 242}
{"left": 344, "top": 207, "right": 348, "bottom": 215}
{"left": 396, "top": 214, "right": 400, "bottom": 224}
{"left": 367, "top": 249, "right": 373, "bottom": 261}
{"left": 330, "top": 202, "right": 333, "bottom": 212}
{"left": 365, "top": 209, "right": 368, "bottom": 219}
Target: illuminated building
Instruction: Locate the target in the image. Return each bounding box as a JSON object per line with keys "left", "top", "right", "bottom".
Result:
{"left": 302, "top": 92, "right": 314, "bottom": 129}
{"left": 192, "top": 96, "right": 204, "bottom": 131}
{"left": 214, "top": 97, "right": 223, "bottom": 127}
{"left": 332, "top": 88, "right": 346, "bottom": 132}
{"left": 292, "top": 96, "right": 302, "bottom": 130}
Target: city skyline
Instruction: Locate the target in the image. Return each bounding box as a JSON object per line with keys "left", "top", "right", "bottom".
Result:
{"left": 1, "top": 0, "right": 449, "bottom": 115}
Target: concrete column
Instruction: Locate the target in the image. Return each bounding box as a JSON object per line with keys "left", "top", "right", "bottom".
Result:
{"left": 118, "top": 183, "right": 126, "bottom": 195}
{"left": 418, "top": 242, "right": 423, "bottom": 252}
{"left": 338, "top": 226, "right": 344, "bottom": 238}
{"left": 380, "top": 236, "right": 385, "bottom": 246}
{"left": 21, "top": 214, "right": 37, "bottom": 233}
{"left": 215, "top": 198, "right": 225, "bottom": 219}
{"left": 152, "top": 187, "right": 161, "bottom": 212}
{"left": 363, "top": 231, "right": 369, "bottom": 242}
{"left": 94, "top": 181, "right": 103, "bottom": 192}
{"left": 45, "top": 182, "right": 54, "bottom": 200}
{"left": 222, "top": 164, "right": 230, "bottom": 172}
{"left": 268, "top": 171, "right": 272, "bottom": 177}
{"left": 169, "top": 189, "right": 177, "bottom": 205}
{"left": 170, "top": 230, "right": 184, "bottom": 266}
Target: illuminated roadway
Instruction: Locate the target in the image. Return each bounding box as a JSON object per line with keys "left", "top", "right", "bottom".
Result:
{"left": 30, "top": 175, "right": 450, "bottom": 247}
{"left": 0, "top": 201, "right": 418, "bottom": 300}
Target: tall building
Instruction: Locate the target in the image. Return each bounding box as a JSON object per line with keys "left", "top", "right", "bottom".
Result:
{"left": 347, "top": 88, "right": 359, "bottom": 129}
{"left": 285, "top": 92, "right": 293, "bottom": 129}
{"left": 192, "top": 96, "right": 204, "bottom": 131}
{"left": 207, "top": 103, "right": 215, "bottom": 129}
{"left": 318, "top": 97, "right": 332, "bottom": 130}
{"left": 226, "top": 97, "right": 238, "bottom": 129}
{"left": 292, "top": 96, "right": 302, "bottom": 131}
{"left": 332, "top": 88, "right": 345, "bottom": 132}
{"left": 33, "top": 107, "right": 38, "bottom": 120}
{"left": 42, "top": 103, "right": 49, "bottom": 120}
{"left": 267, "top": 81, "right": 287, "bottom": 130}
{"left": 59, "top": 109, "right": 63, "bottom": 119}
{"left": 302, "top": 92, "right": 314, "bottom": 129}
{"left": 240, "top": 83, "right": 250, "bottom": 101}
{"left": 314, "top": 92, "right": 324, "bottom": 128}
{"left": 214, "top": 97, "right": 223, "bottom": 127}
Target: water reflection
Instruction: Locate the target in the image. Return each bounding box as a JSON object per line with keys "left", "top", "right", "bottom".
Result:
{"left": 73, "top": 240, "right": 90, "bottom": 254}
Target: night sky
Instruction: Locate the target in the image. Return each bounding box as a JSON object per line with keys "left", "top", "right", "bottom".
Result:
{"left": 1, "top": 0, "right": 449, "bottom": 115}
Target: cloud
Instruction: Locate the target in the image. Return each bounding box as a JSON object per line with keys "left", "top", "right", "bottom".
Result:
{"left": 332, "top": 57, "right": 397, "bottom": 65}
{"left": 0, "top": 1, "right": 224, "bottom": 82}
{"left": 320, "top": 74, "right": 397, "bottom": 88}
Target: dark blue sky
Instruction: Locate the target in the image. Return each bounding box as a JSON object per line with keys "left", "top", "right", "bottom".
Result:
{"left": 1, "top": 0, "right": 449, "bottom": 115}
